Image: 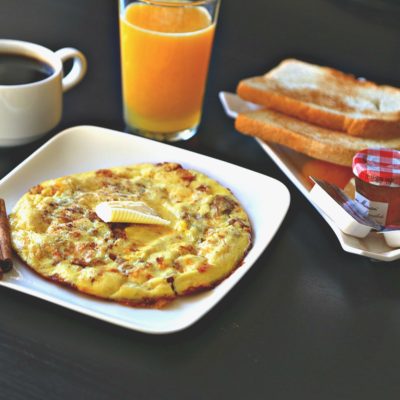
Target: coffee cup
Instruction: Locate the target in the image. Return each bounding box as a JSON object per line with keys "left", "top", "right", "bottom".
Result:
{"left": 0, "top": 39, "right": 87, "bottom": 146}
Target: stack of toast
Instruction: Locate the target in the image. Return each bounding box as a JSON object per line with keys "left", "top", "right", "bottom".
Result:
{"left": 235, "top": 59, "right": 400, "bottom": 166}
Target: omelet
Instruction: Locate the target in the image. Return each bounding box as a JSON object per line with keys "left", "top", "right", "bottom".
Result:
{"left": 10, "top": 163, "right": 252, "bottom": 307}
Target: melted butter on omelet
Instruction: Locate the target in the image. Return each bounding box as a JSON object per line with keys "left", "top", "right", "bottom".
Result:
{"left": 95, "top": 201, "right": 170, "bottom": 225}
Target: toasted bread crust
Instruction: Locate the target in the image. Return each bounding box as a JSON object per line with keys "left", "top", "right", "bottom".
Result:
{"left": 237, "top": 59, "right": 400, "bottom": 139}
{"left": 235, "top": 109, "right": 400, "bottom": 166}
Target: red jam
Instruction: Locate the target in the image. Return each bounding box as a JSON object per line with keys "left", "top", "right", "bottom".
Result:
{"left": 352, "top": 149, "right": 400, "bottom": 227}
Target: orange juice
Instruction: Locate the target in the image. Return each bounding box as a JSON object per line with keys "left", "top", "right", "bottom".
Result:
{"left": 120, "top": 3, "right": 216, "bottom": 136}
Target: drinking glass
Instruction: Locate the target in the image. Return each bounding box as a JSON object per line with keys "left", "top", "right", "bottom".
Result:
{"left": 119, "top": 0, "right": 220, "bottom": 141}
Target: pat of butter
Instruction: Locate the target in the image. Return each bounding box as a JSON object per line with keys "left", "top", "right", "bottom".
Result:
{"left": 95, "top": 201, "right": 170, "bottom": 226}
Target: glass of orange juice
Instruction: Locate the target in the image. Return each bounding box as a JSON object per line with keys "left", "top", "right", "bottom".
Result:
{"left": 119, "top": 0, "right": 220, "bottom": 141}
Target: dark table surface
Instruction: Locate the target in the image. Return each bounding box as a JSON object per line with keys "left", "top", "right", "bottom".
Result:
{"left": 1, "top": 0, "right": 400, "bottom": 399}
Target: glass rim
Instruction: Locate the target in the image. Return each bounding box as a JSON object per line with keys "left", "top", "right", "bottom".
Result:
{"left": 139, "top": 0, "right": 219, "bottom": 6}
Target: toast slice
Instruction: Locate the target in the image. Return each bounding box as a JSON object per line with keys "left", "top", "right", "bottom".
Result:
{"left": 235, "top": 109, "right": 400, "bottom": 166}
{"left": 237, "top": 59, "right": 400, "bottom": 139}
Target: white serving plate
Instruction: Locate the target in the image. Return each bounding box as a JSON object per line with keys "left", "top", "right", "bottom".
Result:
{"left": 0, "top": 125, "right": 290, "bottom": 334}
{"left": 220, "top": 91, "right": 400, "bottom": 262}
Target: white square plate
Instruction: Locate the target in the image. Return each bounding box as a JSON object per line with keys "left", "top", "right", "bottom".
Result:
{"left": 0, "top": 126, "right": 290, "bottom": 334}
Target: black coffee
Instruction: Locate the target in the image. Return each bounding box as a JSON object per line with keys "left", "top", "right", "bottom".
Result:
{"left": 0, "top": 53, "right": 54, "bottom": 85}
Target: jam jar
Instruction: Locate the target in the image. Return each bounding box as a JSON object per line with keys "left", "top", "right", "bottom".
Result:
{"left": 352, "top": 148, "right": 400, "bottom": 227}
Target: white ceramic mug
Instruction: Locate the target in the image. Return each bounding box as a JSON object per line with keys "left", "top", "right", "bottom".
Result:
{"left": 0, "top": 39, "right": 87, "bottom": 146}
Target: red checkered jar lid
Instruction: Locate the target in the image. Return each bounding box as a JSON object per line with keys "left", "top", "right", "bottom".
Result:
{"left": 352, "top": 148, "right": 400, "bottom": 187}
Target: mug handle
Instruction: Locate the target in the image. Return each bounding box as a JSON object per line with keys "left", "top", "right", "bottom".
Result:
{"left": 55, "top": 48, "right": 87, "bottom": 92}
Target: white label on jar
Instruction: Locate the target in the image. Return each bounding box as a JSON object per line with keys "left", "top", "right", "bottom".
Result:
{"left": 355, "top": 192, "right": 388, "bottom": 225}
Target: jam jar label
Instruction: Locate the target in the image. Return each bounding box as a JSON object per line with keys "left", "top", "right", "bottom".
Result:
{"left": 355, "top": 192, "right": 388, "bottom": 225}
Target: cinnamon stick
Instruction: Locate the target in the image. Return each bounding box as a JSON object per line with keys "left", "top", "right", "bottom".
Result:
{"left": 0, "top": 199, "right": 13, "bottom": 274}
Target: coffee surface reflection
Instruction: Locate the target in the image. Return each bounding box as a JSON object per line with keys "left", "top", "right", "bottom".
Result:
{"left": 0, "top": 54, "right": 54, "bottom": 85}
